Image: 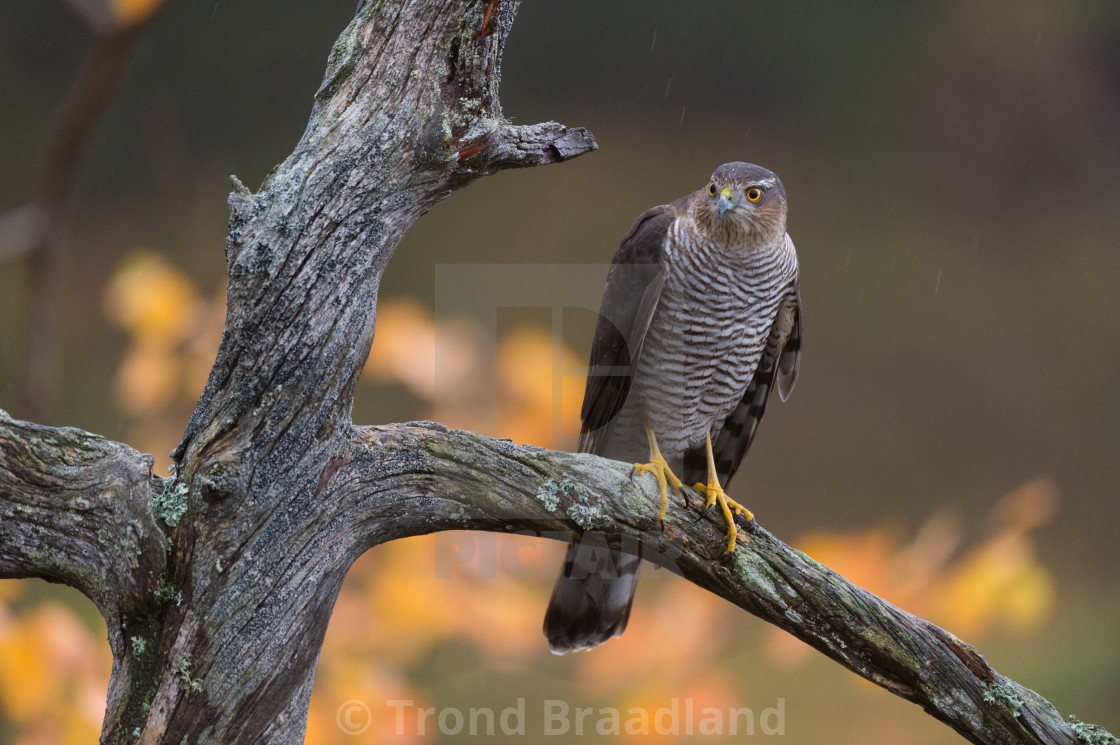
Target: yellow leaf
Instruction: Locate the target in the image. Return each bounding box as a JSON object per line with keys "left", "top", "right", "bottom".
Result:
{"left": 0, "top": 580, "right": 21, "bottom": 602}
{"left": 110, "top": 0, "right": 161, "bottom": 27}
{"left": 114, "top": 342, "right": 180, "bottom": 415}
{"left": 579, "top": 579, "right": 731, "bottom": 693}
{"left": 936, "top": 531, "right": 1053, "bottom": 636}
{"left": 763, "top": 628, "right": 815, "bottom": 668}
{"left": 361, "top": 538, "right": 456, "bottom": 663}
{"left": 184, "top": 291, "right": 227, "bottom": 399}
{"left": 795, "top": 528, "right": 898, "bottom": 598}
{"left": 990, "top": 477, "right": 1058, "bottom": 533}
{"left": 0, "top": 625, "right": 52, "bottom": 721}
{"left": 103, "top": 251, "right": 198, "bottom": 344}
{"left": 496, "top": 328, "right": 582, "bottom": 448}
{"left": 1002, "top": 565, "right": 1054, "bottom": 634}
{"left": 0, "top": 601, "right": 108, "bottom": 732}
{"left": 363, "top": 298, "right": 438, "bottom": 398}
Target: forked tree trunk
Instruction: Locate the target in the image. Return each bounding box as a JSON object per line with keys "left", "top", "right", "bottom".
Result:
{"left": 0, "top": 2, "right": 1114, "bottom": 744}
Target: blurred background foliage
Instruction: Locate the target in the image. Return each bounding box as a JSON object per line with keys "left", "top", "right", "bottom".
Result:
{"left": 1, "top": 0, "right": 1118, "bottom": 742}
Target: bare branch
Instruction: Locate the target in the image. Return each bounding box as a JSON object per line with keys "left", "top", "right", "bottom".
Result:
{"left": 5, "top": 2, "right": 1111, "bottom": 744}
{"left": 174, "top": 0, "right": 596, "bottom": 469}
{"left": 452, "top": 121, "right": 598, "bottom": 173}
{"left": 0, "top": 408, "right": 167, "bottom": 621}
{"left": 75, "top": 3, "right": 598, "bottom": 741}
{"left": 333, "top": 422, "right": 1115, "bottom": 745}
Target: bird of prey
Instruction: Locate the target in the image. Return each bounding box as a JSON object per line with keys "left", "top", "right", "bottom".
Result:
{"left": 543, "top": 162, "right": 802, "bottom": 654}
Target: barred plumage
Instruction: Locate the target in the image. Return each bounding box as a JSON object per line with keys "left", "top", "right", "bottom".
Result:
{"left": 545, "top": 162, "right": 802, "bottom": 654}
{"left": 617, "top": 221, "right": 798, "bottom": 458}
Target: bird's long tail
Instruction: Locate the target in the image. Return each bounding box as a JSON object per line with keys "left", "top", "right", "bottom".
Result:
{"left": 543, "top": 539, "right": 641, "bottom": 654}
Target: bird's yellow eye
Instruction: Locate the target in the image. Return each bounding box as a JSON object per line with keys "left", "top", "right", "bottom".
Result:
{"left": 708, "top": 183, "right": 717, "bottom": 196}
{"left": 747, "top": 187, "right": 762, "bottom": 202}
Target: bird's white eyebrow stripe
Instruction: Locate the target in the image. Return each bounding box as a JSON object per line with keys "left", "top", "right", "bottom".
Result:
{"left": 756, "top": 177, "right": 778, "bottom": 187}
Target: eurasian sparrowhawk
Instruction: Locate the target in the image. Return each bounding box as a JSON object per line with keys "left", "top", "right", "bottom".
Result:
{"left": 544, "top": 162, "right": 802, "bottom": 653}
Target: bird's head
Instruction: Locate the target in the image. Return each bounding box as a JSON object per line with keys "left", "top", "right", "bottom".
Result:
{"left": 694, "top": 162, "right": 788, "bottom": 246}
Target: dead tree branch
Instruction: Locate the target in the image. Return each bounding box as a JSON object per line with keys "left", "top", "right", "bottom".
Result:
{"left": 0, "top": 410, "right": 166, "bottom": 620}
{"left": 336, "top": 423, "right": 1112, "bottom": 745}
{"left": 0, "top": 1, "right": 1113, "bottom": 744}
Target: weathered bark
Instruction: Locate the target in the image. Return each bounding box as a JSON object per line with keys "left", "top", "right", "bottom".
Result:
{"left": 338, "top": 424, "right": 1114, "bottom": 745}
{"left": 3, "top": 412, "right": 1114, "bottom": 744}
{"left": 0, "top": 1, "right": 1115, "bottom": 745}
{"left": 0, "top": 410, "right": 170, "bottom": 741}
{"left": 133, "top": 0, "right": 596, "bottom": 741}
{"left": 0, "top": 410, "right": 165, "bottom": 619}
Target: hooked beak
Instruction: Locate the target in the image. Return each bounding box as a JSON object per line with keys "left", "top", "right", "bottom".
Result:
{"left": 717, "top": 187, "right": 735, "bottom": 219}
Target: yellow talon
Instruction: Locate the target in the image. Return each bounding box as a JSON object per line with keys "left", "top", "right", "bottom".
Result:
{"left": 695, "top": 433, "right": 754, "bottom": 553}
{"left": 632, "top": 420, "right": 683, "bottom": 525}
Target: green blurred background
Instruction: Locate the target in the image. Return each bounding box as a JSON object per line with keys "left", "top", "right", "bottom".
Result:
{"left": 1, "top": 1, "right": 1118, "bottom": 743}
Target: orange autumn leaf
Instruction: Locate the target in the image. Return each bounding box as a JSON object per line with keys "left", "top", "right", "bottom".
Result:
{"left": 114, "top": 342, "right": 181, "bottom": 415}
{"left": 0, "top": 581, "right": 19, "bottom": 602}
{"left": 103, "top": 251, "right": 199, "bottom": 345}
{"left": 770, "top": 480, "right": 1058, "bottom": 670}
{"left": 496, "top": 327, "right": 583, "bottom": 448}
{"left": 614, "top": 671, "right": 744, "bottom": 742}
{"left": 363, "top": 296, "right": 583, "bottom": 448}
{"left": 359, "top": 539, "right": 457, "bottom": 664}
{"left": 183, "top": 290, "right": 227, "bottom": 398}
{"left": 0, "top": 623, "right": 52, "bottom": 722}
{"left": 363, "top": 297, "right": 485, "bottom": 403}
{"left": 932, "top": 532, "right": 1055, "bottom": 636}
{"left": 794, "top": 527, "right": 900, "bottom": 598}
{"left": 110, "top": 0, "right": 162, "bottom": 26}
{"left": 578, "top": 577, "right": 732, "bottom": 695}
{"left": 102, "top": 250, "right": 226, "bottom": 471}
{"left": 990, "top": 477, "right": 1059, "bottom": 533}
{"left": 363, "top": 298, "right": 437, "bottom": 392}
{"left": 0, "top": 600, "right": 107, "bottom": 741}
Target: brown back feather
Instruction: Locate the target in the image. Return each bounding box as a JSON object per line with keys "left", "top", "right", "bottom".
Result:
{"left": 578, "top": 201, "right": 686, "bottom": 454}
